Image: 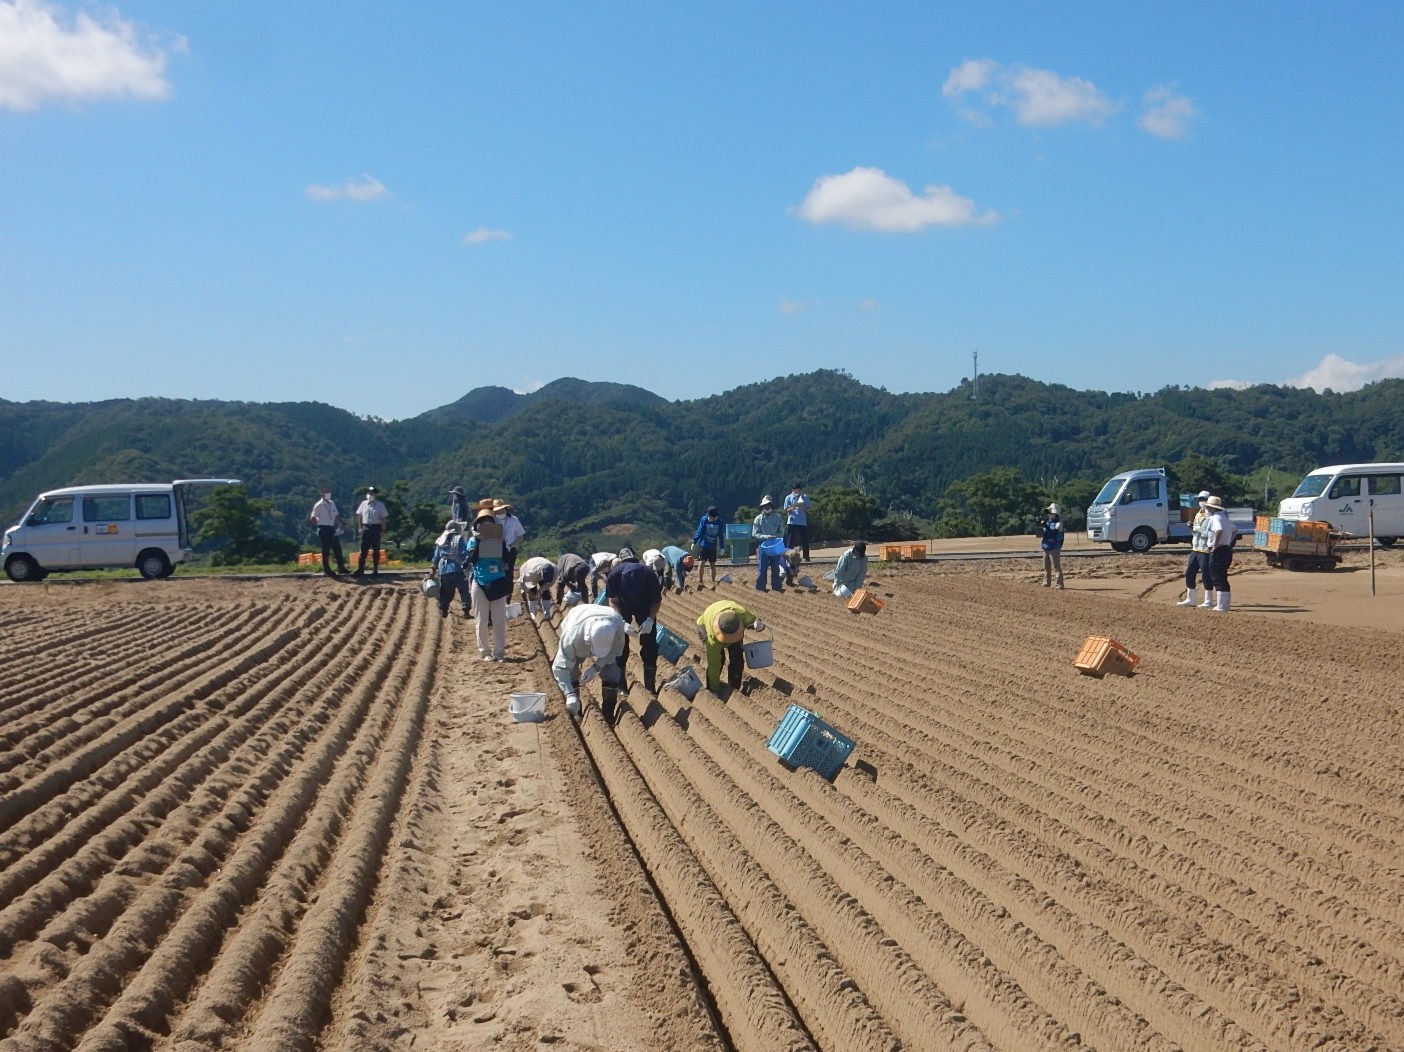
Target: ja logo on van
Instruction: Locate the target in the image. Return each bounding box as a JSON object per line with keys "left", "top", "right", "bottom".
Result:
{"left": 1338, "top": 503, "right": 1354, "bottom": 515}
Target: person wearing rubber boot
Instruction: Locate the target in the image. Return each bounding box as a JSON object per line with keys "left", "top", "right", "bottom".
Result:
{"left": 604, "top": 546, "right": 664, "bottom": 695}
{"left": 1177, "top": 491, "right": 1214, "bottom": 608}
{"left": 695, "top": 599, "right": 763, "bottom": 693}
{"left": 552, "top": 604, "right": 626, "bottom": 720}
{"left": 1204, "top": 495, "right": 1237, "bottom": 612}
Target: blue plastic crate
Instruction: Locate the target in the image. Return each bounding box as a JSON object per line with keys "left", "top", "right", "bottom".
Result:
{"left": 1254, "top": 529, "right": 1268, "bottom": 548}
{"left": 766, "top": 704, "right": 856, "bottom": 782}
{"left": 1269, "top": 517, "right": 1288, "bottom": 535}
{"left": 724, "top": 523, "right": 753, "bottom": 540}
{"left": 654, "top": 623, "right": 689, "bottom": 664}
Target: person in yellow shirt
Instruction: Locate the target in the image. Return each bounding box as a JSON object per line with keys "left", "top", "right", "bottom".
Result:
{"left": 695, "top": 599, "right": 763, "bottom": 692}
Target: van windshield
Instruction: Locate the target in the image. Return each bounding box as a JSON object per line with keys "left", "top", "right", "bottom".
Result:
{"left": 1291, "top": 474, "right": 1331, "bottom": 499}
{"left": 1091, "top": 480, "right": 1124, "bottom": 505}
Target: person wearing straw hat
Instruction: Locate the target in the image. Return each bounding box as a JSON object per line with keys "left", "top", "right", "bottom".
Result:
{"left": 467, "top": 506, "right": 511, "bottom": 659}
{"left": 1177, "top": 490, "right": 1215, "bottom": 607}
{"left": 695, "top": 599, "right": 764, "bottom": 693}
{"left": 353, "top": 485, "right": 389, "bottom": 578}
{"left": 1037, "top": 503, "right": 1065, "bottom": 589}
{"left": 552, "top": 603, "right": 627, "bottom": 719}
{"left": 1203, "top": 494, "right": 1237, "bottom": 612}
{"left": 493, "top": 500, "right": 526, "bottom": 599}
{"left": 752, "top": 495, "right": 785, "bottom": 592}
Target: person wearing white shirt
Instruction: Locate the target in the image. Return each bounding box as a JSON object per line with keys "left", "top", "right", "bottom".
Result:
{"left": 354, "top": 486, "right": 390, "bottom": 578}
{"left": 1203, "top": 495, "right": 1237, "bottom": 613}
{"left": 494, "top": 500, "right": 526, "bottom": 599}
{"left": 308, "top": 487, "right": 349, "bottom": 576}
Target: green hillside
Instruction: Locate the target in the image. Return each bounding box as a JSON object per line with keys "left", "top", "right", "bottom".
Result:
{"left": 3, "top": 370, "right": 1403, "bottom": 557}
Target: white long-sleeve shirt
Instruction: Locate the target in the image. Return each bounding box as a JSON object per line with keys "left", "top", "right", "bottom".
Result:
{"left": 551, "top": 605, "right": 626, "bottom": 697}
{"left": 309, "top": 496, "right": 340, "bottom": 527}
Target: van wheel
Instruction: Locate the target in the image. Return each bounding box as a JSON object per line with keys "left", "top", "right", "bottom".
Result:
{"left": 1377, "top": 536, "right": 1397, "bottom": 548}
{"left": 137, "top": 550, "right": 172, "bottom": 580}
{"left": 5, "top": 554, "right": 43, "bottom": 583}
{"left": 1110, "top": 541, "right": 1132, "bottom": 553}
{"left": 1128, "top": 527, "right": 1156, "bottom": 553}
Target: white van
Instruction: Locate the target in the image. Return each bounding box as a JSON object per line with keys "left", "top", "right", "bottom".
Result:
{"left": 1277, "top": 463, "right": 1404, "bottom": 546}
{"left": 2, "top": 479, "right": 240, "bottom": 582}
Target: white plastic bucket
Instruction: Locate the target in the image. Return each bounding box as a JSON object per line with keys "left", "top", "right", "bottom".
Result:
{"left": 505, "top": 601, "right": 524, "bottom": 619}
{"left": 665, "top": 665, "right": 701, "bottom": 701}
{"left": 743, "top": 632, "right": 773, "bottom": 669}
{"left": 508, "top": 692, "right": 546, "bottom": 722}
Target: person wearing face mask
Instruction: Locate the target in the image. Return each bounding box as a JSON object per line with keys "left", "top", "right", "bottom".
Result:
{"left": 308, "top": 486, "right": 349, "bottom": 576}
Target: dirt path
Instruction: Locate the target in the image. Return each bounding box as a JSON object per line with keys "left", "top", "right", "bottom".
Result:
{"left": 1, "top": 552, "right": 1400, "bottom": 1050}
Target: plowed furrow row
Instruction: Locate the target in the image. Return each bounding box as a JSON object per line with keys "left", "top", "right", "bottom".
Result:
{"left": 662, "top": 692, "right": 1187, "bottom": 1052}
{"left": 0, "top": 596, "right": 417, "bottom": 1050}
{"left": 768, "top": 647, "right": 1404, "bottom": 1016}
{"left": 0, "top": 594, "right": 378, "bottom": 921}
{"left": 616, "top": 697, "right": 998, "bottom": 1052}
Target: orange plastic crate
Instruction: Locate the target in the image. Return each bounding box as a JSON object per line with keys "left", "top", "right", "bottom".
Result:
{"left": 880, "top": 545, "right": 904, "bottom": 562}
{"left": 1073, "top": 636, "right": 1140, "bottom": 678}
{"left": 846, "top": 589, "right": 885, "bottom": 615}
{"left": 1255, "top": 515, "right": 1272, "bottom": 533}
{"left": 903, "top": 543, "right": 927, "bottom": 561}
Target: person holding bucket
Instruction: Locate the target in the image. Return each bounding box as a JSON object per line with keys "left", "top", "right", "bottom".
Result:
{"left": 696, "top": 599, "right": 764, "bottom": 693}
{"left": 553, "top": 604, "right": 626, "bottom": 720}
{"left": 752, "top": 495, "right": 786, "bottom": 592}
{"left": 604, "top": 547, "right": 664, "bottom": 694}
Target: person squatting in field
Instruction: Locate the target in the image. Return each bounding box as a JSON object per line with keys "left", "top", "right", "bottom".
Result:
{"left": 1038, "top": 503, "right": 1065, "bottom": 589}
{"left": 1204, "top": 494, "right": 1237, "bottom": 613}
{"left": 553, "top": 603, "right": 626, "bottom": 720}
{"left": 832, "top": 541, "right": 868, "bottom": 598}
{"left": 430, "top": 520, "right": 471, "bottom": 618}
{"left": 308, "top": 486, "right": 349, "bottom": 576}
{"left": 516, "top": 555, "right": 557, "bottom": 622}
{"left": 696, "top": 599, "right": 763, "bottom": 692}
{"left": 467, "top": 508, "right": 511, "bottom": 660}
{"left": 1177, "top": 490, "right": 1215, "bottom": 607}
{"left": 691, "top": 507, "right": 723, "bottom": 588}
{"left": 604, "top": 546, "right": 664, "bottom": 696}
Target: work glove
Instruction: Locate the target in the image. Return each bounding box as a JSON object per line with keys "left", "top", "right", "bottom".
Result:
{"left": 565, "top": 694, "right": 581, "bottom": 718}
{"left": 624, "top": 623, "right": 639, "bottom": 637}
{"left": 752, "top": 619, "right": 766, "bottom": 632}
{"left": 638, "top": 617, "right": 654, "bottom": 634}
{"left": 581, "top": 661, "right": 604, "bottom": 684}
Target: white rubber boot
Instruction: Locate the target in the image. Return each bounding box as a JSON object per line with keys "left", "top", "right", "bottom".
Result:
{"left": 1176, "top": 588, "right": 1195, "bottom": 606}
{"left": 1198, "top": 590, "right": 1215, "bottom": 609}
{"left": 542, "top": 598, "right": 553, "bottom": 620}
{"left": 527, "top": 599, "right": 540, "bottom": 622}
{"left": 1212, "top": 592, "right": 1231, "bottom": 613}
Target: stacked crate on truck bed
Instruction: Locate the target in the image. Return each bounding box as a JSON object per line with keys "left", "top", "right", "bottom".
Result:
{"left": 1253, "top": 517, "right": 1339, "bottom": 571}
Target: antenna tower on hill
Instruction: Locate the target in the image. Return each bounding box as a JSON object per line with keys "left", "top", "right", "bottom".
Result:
{"left": 972, "top": 351, "right": 979, "bottom": 401}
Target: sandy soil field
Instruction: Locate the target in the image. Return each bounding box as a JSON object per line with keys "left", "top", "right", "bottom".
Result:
{"left": 1, "top": 544, "right": 1401, "bottom": 1051}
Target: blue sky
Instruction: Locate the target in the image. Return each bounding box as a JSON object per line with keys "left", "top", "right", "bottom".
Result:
{"left": 4, "top": 1, "right": 1403, "bottom": 420}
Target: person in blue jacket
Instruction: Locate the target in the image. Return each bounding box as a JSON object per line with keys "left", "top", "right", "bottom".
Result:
{"left": 1038, "top": 503, "right": 1065, "bottom": 589}
{"left": 691, "top": 506, "right": 723, "bottom": 589}
{"left": 430, "top": 520, "right": 470, "bottom": 618}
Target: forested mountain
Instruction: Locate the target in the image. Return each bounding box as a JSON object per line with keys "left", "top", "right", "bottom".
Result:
{"left": 3, "top": 370, "right": 1403, "bottom": 553}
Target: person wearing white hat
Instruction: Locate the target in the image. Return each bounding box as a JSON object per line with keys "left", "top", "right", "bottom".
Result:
{"left": 1203, "top": 494, "right": 1237, "bottom": 612}
{"left": 588, "top": 551, "right": 616, "bottom": 600}
{"left": 429, "top": 520, "right": 471, "bottom": 618}
{"left": 1037, "top": 503, "right": 1065, "bottom": 589}
{"left": 552, "top": 604, "right": 627, "bottom": 718}
{"left": 1177, "top": 490, "right": 1216, "bottom": 608}
{"left": 752, "top": 495, "right": 785, "bottom": 591}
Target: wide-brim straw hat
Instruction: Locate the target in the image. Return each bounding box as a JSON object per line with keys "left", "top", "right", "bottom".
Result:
{"left": 713, "top": 609, "right": 744, "bottom": 644}
{"left": 1204, "top": 495, "right": 1225, "bottom": 509}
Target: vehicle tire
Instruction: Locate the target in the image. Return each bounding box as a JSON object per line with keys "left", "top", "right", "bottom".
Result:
{"left": 5, "top": 554, "right": 43, "bottom": 583}
{"left": 137, "top": 549, "right": 172, "bottom": 580}
{"left": 1128, "top": 527, "right": 1156, "bottom": 554}
{"left": 1376, "top": 536, "right": 1397, "bottom": 548}
{"left": 1110, "top": 541, "right": 1132, "bottom": 553}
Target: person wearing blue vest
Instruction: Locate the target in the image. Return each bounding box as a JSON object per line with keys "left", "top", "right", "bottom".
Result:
{"left": 430, "top": 520, "right": 471, "bottom": 618}
{"left": 691, "top": 507, "right": 722, "bottom": 589}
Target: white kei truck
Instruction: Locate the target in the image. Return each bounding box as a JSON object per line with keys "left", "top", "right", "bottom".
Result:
{"left": 3, "top": 479, "right": 239, "bottom": 582}
{"left": 1084, "top": 467, "right": 1254, "bottom": 553}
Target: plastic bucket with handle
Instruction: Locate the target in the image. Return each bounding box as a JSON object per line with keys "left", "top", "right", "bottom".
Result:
{"left": 664, "top": 665, "right": 701, "bottom": 700}
{"left": 743, "top": 627, "right": 774, "bottom": 669}
{"left": 508, "top": 692, "right": 546, "bottom": 722}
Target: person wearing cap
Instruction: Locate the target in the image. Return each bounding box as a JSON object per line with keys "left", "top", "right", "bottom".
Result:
{"left": 516, "top": 554, "right": 557, "bottom": 622}
{"left": 353, "top": 486, "right": 390, "bottom": 578}
{"left": 691, "top": 507, "right": 723, "bottom": 589}
{"left": 308, "top": 486, "right": 349, "bottom": 576}
{"left": 660, "top": 544, "right": 693, "bottom": 593}
{"left": 554, "top": 551, "right": 590, "bottom": 607}
{"left": 467, "top": 507, "right": 511, "bottom": 659}
{"left": 1203, "top": 494, "right": 1237, "bottom": 613}
{"left": 604, "top": 547, "right": 664, "bottom": 694}
{"left": 1177, "top": 490, "right": 1215, "bottom": 608}
{"left": 493, "top": 501, "right": 526, "bottom": 600}
{"left": 783, "top": 483, "right": 812, "bottom": 561}
{"left": 752, "top": 495, "right": 785, "bottom": 592}
{"left": 588, "top": 551, "right": 616, "bottom": 600}
{"left": 642, "top": 547, "right": 668, "bottom": 580}
{"left": 1038, "top": 503, "right": 1066, "bottom": 589}
{"left": 781, "top": 546, "right": 803, "bottom": 588}
{"left": 429, "top": 520, "right": 471, "bottom": 619}
{"left": 832, "top": 542, "right": 869, "bottom": 598}
{"left": 695, "top": 599, "right": 763, "bottom": 693}
{"left": 448, "top": 485, "right": 469, "bottom": 525}
{"left": 552, "top": 603, "right": 627, "bottom": 720}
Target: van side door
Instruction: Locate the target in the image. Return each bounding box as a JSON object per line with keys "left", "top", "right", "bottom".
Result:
{"left": 80, "top": 492, "right": 136, "bottom": 568}
{"left": 21, "top": 496, "right": 81, "bottom": 569}
{"left": 1327, "top": 474, "right": 1363, "bottom": 528}
{"left": 1364, "top": 472, "right": 1404, "bottom": 539}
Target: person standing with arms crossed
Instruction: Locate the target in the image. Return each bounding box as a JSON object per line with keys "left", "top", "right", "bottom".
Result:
{"left": 353, "top": 486, "right": 389, "bottom": 578}
{"left": 308, "top": 486, "right": 349, "bottom": 576}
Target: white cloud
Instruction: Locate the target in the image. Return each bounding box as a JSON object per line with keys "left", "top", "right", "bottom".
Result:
{"left": 857, "top": 298, "right": 878, "bottom": 311}
{"left": 778, "top": 297, "right": 813, "bottom": 315}
{"left": 305, "top": 174, "right": 389, "bottom": 203}
{"left": 514, "top": 378, "right": 544, "bottom": 394}
{"left": 1210, "top": 352, "right": 1404, "bottom": 393}
{"left": 1138, "top": 84, "right": 1197, "bottom": 139}
{"left": 794, "top": 166, "right": 996, "bottom": 232}
{"left": 463, "top": 227, "right": 511, "bottom": 245}
{"left": 943, "top": 59, "right": 1115, "bottom": 128}
{"left": 0, "top": 0, "right": 172, "bottom": 111}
